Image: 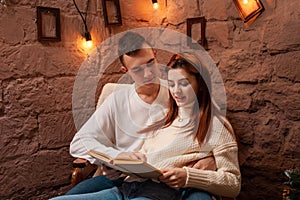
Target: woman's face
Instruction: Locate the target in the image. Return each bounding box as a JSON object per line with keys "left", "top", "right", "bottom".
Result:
{"left": 167, "top": 68, "right": 198, "bottom": 107}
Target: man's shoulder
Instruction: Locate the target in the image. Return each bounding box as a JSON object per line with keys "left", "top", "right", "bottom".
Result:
{"left": 97, "top": 83, "right": 133, "bottom": 107}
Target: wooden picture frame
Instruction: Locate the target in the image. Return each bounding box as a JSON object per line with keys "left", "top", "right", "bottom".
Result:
{"left": 232, "top": 0, "right": 264, "bottom": 23}
{"left": 102, "top": 0, "right": 122, "bottom": 26}
{"left": 37, "top": 6, "right": 61, "bottom": 42}
{"left": 186, "top": 17, "right": 207, "bottom": 49}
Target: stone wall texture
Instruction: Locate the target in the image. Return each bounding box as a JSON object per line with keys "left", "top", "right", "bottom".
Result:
{"left": 0, "top": 0, "right": 299, "bottom": 199}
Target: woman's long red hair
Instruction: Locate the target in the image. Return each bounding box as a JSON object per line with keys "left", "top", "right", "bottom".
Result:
{"left": 139, "top": 52, "right": 233, "bottom": 145}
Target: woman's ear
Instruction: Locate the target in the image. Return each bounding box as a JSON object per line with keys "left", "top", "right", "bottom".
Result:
{"left": 120, "top": 66, "right": 128, "bottom": 72}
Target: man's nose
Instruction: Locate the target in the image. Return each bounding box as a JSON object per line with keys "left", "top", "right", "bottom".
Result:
{"left": 144, "top": 67, "right": 152, "bottom": 78}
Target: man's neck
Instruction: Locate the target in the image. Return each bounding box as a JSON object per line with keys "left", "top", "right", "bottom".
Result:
{"left": 135, "top": 83, "right": 160, "bottom": 104}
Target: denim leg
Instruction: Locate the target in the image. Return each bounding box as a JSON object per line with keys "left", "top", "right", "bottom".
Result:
{"left": 184, "top": 190, "right": 212, "bottom": 200}
{"left": 66, "top": 175, "right": 123, "bottom": 195}
{"left": 50, "top": 187, "right": 123, "bottom": 200}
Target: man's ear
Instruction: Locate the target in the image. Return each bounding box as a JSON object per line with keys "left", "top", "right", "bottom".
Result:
{"left": 153, "top": 49, "right": 157, "bottom": 58}
{"left": 120, "top": 66, "right": 128, "bottom": 72}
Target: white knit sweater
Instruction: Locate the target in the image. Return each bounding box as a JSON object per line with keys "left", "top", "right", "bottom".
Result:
{"left": 141, "top": 108, "right": 241, "bottom": 198}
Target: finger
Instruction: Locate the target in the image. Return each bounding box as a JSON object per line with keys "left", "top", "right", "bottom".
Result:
{"left": 160, "top": 173, "right": 176, "bottom": 183}
{"left": 129, "top": 152, "right": 146, "bottom": 161}
{"left": 186, "top": 160, "right": 197, "bottom": 167}
{"left": 159, "top": 173, "right": 172, "bottom": 181}
{"left": 135, "top": 152, "right": 147, "bottom": 161}
{"left": 193, "top": 156, "right": 216, "bottom": 170}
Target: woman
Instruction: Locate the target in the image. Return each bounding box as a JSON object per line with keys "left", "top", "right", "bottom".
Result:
{"left": 52, "top": 52, "right": 240, "bottom": 200}
{"left": 135, "top": 53, "right": 241, "bottom": 199}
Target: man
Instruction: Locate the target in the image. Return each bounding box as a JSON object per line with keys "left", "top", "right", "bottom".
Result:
{"left": 64, "top": 32, "right": 215, "bottom": 198}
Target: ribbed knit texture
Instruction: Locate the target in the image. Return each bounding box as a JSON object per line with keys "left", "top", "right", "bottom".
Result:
{"left": 141, "top": 115, "right": 241, "bottom": 198}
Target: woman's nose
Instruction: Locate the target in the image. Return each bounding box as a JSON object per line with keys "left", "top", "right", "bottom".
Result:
{"left": 174, "top": 84, "right": 182, "bottom": 94}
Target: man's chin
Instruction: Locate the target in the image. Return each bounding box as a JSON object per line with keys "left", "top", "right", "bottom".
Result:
{"left": 142, "top": 78, "right": 159, "bottom": 86}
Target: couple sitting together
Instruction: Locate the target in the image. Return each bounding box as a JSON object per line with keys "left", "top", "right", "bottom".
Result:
{"left": 52, "top": 32, "right": 241, "bottom": 200}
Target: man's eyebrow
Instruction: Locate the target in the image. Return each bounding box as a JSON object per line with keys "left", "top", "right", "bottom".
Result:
{"left": 131, "top": 58, "right": 155, "bottom": 70}
{"left": 146, "top": 58, "right": 155, "bottom": 64}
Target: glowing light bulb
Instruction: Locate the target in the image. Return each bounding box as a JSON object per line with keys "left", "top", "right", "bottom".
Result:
{"left": 153, "top": 2, "right": 158, "bottom": 9}
{"left": 85, "top": 40, "right": 93, "bottom": 49}
{"left": 243, "top": 0, "right": 248, "bottom": 4}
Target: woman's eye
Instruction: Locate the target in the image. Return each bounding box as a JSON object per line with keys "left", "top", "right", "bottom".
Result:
{"left": 180, "top": 81, "right": 189, "bottom": 87}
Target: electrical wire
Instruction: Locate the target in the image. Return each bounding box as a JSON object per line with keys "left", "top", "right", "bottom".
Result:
{"left": 73, "top": 0, "right": 91, "bottom": 38}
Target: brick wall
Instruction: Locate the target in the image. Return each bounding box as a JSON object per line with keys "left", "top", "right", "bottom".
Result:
{"left": 0, "top": 0, "right": 299, "bottom": 199}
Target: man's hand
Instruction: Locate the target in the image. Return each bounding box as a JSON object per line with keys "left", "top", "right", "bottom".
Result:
{"left": 159, "top": 168, "right": 187, "bottom": 188}
{"left": 186, "top": 155, "right": 216, "bottom": 170}
{"left": 101, "top": 152, "right": 146, "bottom": 180}
{"left": 116, "top": 152, "right": 147, "bottom": 161}
{"left": 101, "top": 165, "right": 122, "bottom": 180}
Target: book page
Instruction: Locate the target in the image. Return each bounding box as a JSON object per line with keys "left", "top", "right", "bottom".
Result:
{"left": 88, "top": 150, "right": 112, "bottom": 163}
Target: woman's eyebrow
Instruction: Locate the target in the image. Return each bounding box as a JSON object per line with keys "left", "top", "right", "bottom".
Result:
{"left": 167, "top": 78, "right": 189, "bottom": 82}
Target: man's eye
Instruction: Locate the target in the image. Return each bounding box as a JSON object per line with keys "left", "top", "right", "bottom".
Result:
{"left": 132, "top": 67, "right": 143, "bottom": 72}
{"left": 146, "top": 62, "right": 154, "bottom": 67}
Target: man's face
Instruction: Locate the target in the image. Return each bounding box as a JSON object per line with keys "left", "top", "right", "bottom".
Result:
{"left": 122, "top": 44, "right": 160, "bottom": 88}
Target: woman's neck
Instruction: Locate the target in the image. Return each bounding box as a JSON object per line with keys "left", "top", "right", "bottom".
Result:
{"left": 178, "top": 102, "right": 198, "bottom": 119}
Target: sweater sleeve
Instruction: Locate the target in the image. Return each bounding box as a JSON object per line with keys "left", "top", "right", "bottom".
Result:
{"left": 184, "top": 120, "right": 241, "bottom": 198}
{"left": 70, "top": 94, "right": 122, "bottom": 164}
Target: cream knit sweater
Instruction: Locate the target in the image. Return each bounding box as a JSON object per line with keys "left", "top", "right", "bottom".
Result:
{"left": 140, "top": 108, "right": 241, "bottom": 198}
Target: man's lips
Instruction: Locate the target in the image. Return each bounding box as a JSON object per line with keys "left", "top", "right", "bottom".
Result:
{"left": 143, "top": 77, "right": 155, "bottom": 84}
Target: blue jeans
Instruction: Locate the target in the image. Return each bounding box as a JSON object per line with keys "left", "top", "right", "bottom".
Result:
{"left": 51, "top": 176, "right": 212, "bottom": 200}
{"left": 51, "top": 186, "right": 150, "bottom": 200}
{"left": 66, "top": 175, "right": 124, "bottom": 195}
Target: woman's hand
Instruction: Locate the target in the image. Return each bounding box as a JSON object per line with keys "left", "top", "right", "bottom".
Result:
{"left": 159, "top": 168, "right": 187, "bottom": 188}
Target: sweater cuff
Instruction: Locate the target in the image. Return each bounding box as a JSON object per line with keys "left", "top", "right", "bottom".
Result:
{"left": 184, "top": 167, "right": 211, "bottom": 190}
{"left": 183, "top": 166, "right": 189, "bottom": 187}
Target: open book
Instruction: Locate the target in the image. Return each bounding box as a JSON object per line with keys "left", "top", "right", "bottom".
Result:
{"left": 88, "top": 150, "right": 162, "bottom": 179}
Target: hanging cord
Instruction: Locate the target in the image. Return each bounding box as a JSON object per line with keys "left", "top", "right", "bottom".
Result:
{"left": 73, "top": 0, "right": 91, "bottom": 39}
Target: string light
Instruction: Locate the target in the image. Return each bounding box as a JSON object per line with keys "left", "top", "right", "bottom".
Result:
{"left": 73, "top": 0, "right": 93, "bottom": 49}
{"left": 152, "top": 0, "right": 158, "bottom": 9}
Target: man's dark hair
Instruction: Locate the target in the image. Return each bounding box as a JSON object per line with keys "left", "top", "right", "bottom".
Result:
{"left": 118, "top": 32, "right": 152, "bottom": 67}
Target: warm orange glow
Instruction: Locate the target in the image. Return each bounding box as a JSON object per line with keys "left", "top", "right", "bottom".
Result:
{"left": 77, "top": 36, "right": 95, "bottom": 54}
{"left": 84, "top": 40, "right": 93, "bottom": 49}
{"left": 239, "top": 0, "right": 260, "bottom": 16}
{"left": 153, "top": 2, "right": 158, "bottom": 9}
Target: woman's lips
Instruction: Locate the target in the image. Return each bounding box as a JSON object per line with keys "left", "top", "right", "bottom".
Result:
{"left": 175, "top": 96, "right": 186, "bottom": 102}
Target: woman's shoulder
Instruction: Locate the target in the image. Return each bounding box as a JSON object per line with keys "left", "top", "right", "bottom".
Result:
{"left": 210, "top": 115, "right": 236, "bottom": 144}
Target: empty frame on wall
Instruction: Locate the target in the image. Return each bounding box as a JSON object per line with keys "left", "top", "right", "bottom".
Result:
{"left": 37, "top": 6, "right": 61, "bottom": 42}
{"left": 186, "top": 17, "right": 207, "bottom": 49}
{"left": 102, "top": 0, "right": 122, "bottom": 26}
